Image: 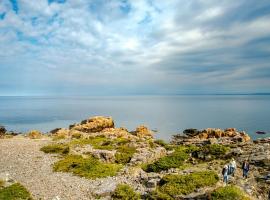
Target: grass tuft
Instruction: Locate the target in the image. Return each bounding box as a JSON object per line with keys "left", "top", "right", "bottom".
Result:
{"left": 144, "top": 146, "right": 189, "bottom": 172}
{"left": 53, "top": 155, "right": 122, "bottom": 179}
{"left": 211, "top": 185, "right": 251, "bottom": 200}
{"left": 0, "top": 183, "right": 32, "bottom": 200}
{"left": 158, "top": 171, "right": 219, "bottom": 196}
{"left": 40, "top": 144, "right": 69, "bottom": 154}
{"left": 112, "top": 184, "right": 140, "bottom": 200}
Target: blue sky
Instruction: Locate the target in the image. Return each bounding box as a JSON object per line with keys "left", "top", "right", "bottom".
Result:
{"left": 0, "top": 0, "right": 270, "bottom": 95}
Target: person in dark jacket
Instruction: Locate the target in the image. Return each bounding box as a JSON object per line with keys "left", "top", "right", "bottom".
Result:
{"left": 222, "top": 164, "right": 229, "bottom": 184}
{"left": 242, "top": 160, "right": 250, "bottom": 179}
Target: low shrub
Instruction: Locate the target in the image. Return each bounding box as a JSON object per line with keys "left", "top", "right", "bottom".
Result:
{"left": 115, "top": 146, "right": 137, "bottom": 164}
{"left": 146, "top": 190, "right": 173, "bottom": 200}
{"left": 144, "top": 147, "right": 189, "bottom": 172}
{"left": 211, "top": 185, "right": 251, "bottom": 200}
{"left": 0, "top": 183, "right": 32, "bottom": 200}
{"left": 0, "top": 180, "right": 4, "bottom": 188}
{"left": 53, "top": 155, "right": 122, "bottom": 179}
{"left": 202, "top": 144, "right": 230, "bottom": 157}
{"left": 52, "top": 135, "right": 66, "bottom": 141}
{"left": 40, "top": 144, "right": 69, "bottom": 154}
{"left": 71, "top": 132, "right": 82, "bottom": 139}
{"left": 112, "top": 184, "right": 140, "bottom": 200}
{"left": 159, "top": 171, "right": 219, "bottom": 196}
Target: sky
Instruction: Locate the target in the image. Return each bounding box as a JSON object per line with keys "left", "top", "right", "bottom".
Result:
{"left": 0, "top": 0, "right": 270, "bottom": 96}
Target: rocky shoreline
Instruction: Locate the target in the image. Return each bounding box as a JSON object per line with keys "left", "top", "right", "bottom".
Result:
{"left": 0, "top": 116, "right": 270, "bottom": 200}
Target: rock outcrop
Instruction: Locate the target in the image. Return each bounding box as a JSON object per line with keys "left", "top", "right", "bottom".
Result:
{"left": 70, "top": 116, "right": 114, "bottom": 133}
{"left": 172, "top": 128, "right": 251, "bottom": 146}
{"left": 132, "top": 125, "right": 153, "bottom": 138}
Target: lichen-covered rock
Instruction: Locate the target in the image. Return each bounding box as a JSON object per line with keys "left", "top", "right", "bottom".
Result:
{"left": 27, "top": 130, "right": 42, "bottom": 139}
{"left": 133, "top": 125, "right": 153, "bottom": 138}
{"left": 101, "top": 127, "right": 134, "bottom": 139}
{"left": 70, "top": 116, "right": 114, "bottom": 133}
{"left": 130, "top": 147, "right": 166, "bottom": 165}
{"left": 172, "top": 128, "right": 251, "bottom": 145}
{"left": 92, "top": 149, "right": 117, "bottom": 163}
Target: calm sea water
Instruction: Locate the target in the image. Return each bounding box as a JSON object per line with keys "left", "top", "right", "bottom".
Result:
{"left": 0, "top": 95, "right": 269, "bottom": 141}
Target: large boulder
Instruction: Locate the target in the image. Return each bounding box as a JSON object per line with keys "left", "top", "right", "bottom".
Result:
{"left": 70, "top": 116, "right": 114, "bottom": 133}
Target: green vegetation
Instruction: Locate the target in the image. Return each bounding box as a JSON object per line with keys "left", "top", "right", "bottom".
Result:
{"left": 40, "top": 144, "right": 69, "bottom": 154}
{"left": 0, "top": 183, "right": 32, "bottom": 200}
{"left": 70, "top": 136, "right": 129, "bottom": 150}
{"left": 70, "top": 136, "right": 136, "bottom": 164}
{"left": 115, "top": 146, "right": 137, "bottom": 164}
{"left": 71, "top": 132, "right": 82, "bottom": 139}
{"left": 211, "top": 185, "right": 250, "bottom": 200}
{"left": 146, "top": 190, "right": 173, "bottom": 200}
{"left": 52, "top": 135, "right": 66, "bottom": 141}
{"left": 112, "top": 184, "right": 140, "bottom": 200}
{"left": 201, "top": 144, "right": 230, "bottom": 158}
{"left": 53, "top": 155, "right": 122, "bottom": 179}
{"left": 144, "top": 146, "right": 189, "bottom": 172}
{"left": 158, "top": 171, "right": 219, "bottom": 197}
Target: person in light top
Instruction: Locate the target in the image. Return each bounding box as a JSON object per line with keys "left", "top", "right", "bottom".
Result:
{"left": 229, "top": 158, "right": 237, "bottom": 177}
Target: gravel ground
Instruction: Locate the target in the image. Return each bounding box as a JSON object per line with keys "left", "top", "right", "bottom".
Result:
{"left": 0, "top": 136, "right": 129, "bottom": 200}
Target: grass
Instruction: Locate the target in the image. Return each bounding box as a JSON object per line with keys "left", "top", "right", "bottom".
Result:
{"left": 40, "top": 144, "right": 70, "bottom": 154}
{"left": 211, "top": 185, "right": 251, "bottom": 200}
{"left": 0, "top": 183, "right": 32, "bottom": 200}
{"left": 53, "top": 155, "right": 122, "bottom": 179}
{"left": 112, "top": 184, "right": 140, "bottom": 200}
{"left": 144, "top": 146, "right": 189, "bottom": 172}
{"left": 158, "top": 171, "right": 218, "bottom": 197}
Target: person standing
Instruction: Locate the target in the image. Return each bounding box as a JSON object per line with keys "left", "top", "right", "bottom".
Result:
{"left": 222, "top": 164, "right": 229, "bottom": 184}
{"left": 242, "top": 160, "right": 250, "bottom": 179}
{"left": 229, "top": 158, "right": 236, "bottom": 177}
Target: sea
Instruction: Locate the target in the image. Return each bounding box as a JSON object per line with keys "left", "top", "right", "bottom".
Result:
{"left": 0, "top": 95, "right": 269, "bottom": 141}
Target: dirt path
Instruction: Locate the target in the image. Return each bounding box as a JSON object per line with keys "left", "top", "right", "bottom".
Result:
{"left": 0, "top": 137, "right": 118, "bottom": 200}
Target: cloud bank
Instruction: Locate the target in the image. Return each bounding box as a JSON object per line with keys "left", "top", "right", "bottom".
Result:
{"left": 0, "top": 0, "right": 270, "bottom": 95}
